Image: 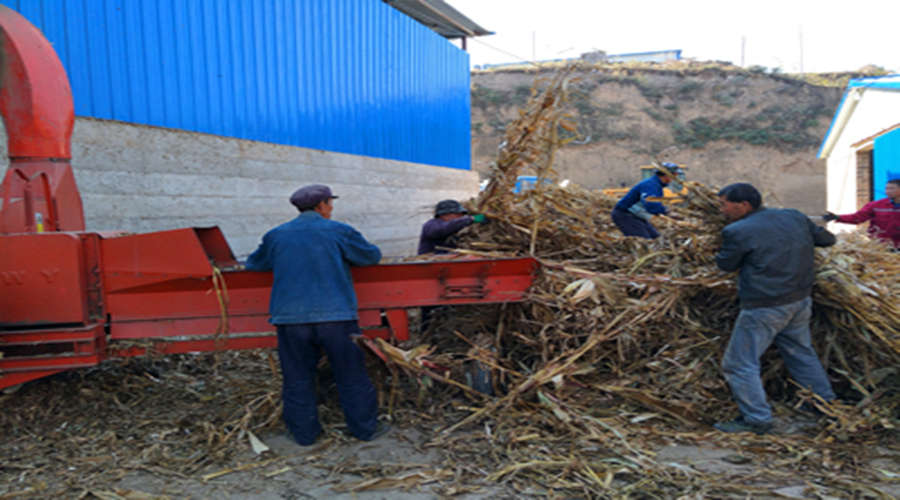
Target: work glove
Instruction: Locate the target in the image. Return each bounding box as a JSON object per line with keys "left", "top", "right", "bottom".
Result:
{"left": 627, "top": 203, "right": 653, "bottom": 222}
{"left": 472, "top": 214, "right": 488, "bottom": 224}
{"left": 821, "top": 212, "right": 839, "bottom": 222}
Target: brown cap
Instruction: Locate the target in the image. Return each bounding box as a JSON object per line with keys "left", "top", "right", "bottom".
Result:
{"left": 290, "top": 184, "right": 337, "bottom": 210}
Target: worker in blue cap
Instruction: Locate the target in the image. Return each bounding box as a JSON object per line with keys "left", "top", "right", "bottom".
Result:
{"left": 611, "top": 163, "right": 683, "bottom": 239}
{"left": 417, "top": 199, "right": 487, "bottom": 255}
{"left": 245, "top": 184, "right": 390, "bottom": 445}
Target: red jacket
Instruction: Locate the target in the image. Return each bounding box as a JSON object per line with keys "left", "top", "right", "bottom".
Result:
{"left": 836, "top": 198, "right": 900, "bottom": 248}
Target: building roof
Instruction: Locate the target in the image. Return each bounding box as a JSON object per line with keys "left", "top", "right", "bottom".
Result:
{"left": 818, "top": 74, "right": 900, "bottom": 158}
{"left": 606, "top": 49, "right": 682, "bottom": 59}
{"left": 847, "top": 74, "right": 900, "bottom": 90}
{"left": 385, "top": 0, "right": 491, "bottom": 38}
{"left": 850, "top": 122, "right": 900, "bottom": 148}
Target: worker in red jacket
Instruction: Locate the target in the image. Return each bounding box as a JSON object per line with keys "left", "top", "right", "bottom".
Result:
{"left": 823, "top": 179, "right": 900, "bottom": 249}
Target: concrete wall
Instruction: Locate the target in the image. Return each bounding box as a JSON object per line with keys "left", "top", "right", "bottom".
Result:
{"left": 0, "top": 118, "right": 479, "bottom": 258}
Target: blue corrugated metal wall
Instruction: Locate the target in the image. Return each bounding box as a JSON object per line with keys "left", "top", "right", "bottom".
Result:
{"left": 1, "top": 0, "right": 471, "bottom": 170}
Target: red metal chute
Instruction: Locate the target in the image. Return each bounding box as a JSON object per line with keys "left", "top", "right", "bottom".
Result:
{"left": 0, "top": 4, "right": 83, "bottom": 234}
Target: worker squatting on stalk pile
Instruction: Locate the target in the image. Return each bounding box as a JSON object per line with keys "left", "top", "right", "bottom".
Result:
{"left": 611, "top": 162, "right": 684, "bottom": 239}
{"left": 244, "top": 184, "right": 391, "bottom": 445}
{"left": 822, "top": 178, "right": 900, "bottom": 250}
{"left": 712, "top": 182, "right": 837, "bottom": 435}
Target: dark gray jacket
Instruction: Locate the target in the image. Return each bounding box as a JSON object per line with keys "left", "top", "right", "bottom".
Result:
{"left": 715, "top": 207, "right": 835, "bottom": 309}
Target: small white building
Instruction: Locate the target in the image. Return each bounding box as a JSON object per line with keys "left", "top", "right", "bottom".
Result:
{"left": 818, "top": 75, "right": 900, "bottom": 216}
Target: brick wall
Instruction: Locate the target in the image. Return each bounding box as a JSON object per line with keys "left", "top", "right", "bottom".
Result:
{"left": 856, "top": 150, "right": 873, "bottom": 210}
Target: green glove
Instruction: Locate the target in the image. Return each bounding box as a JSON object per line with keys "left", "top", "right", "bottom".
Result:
{"left": 473, "top": 214, "right": 487, "bottom": 224}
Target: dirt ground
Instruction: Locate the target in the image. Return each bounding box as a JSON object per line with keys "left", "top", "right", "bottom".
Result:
{"left": 2, "top": 342, "right": 899, "bottom": 499}
{"left": 102, "top": 426, "right": 507, "bottom": 500}
{"left": 3, "top": 373, "right": 900, "bottom": 500}
{"left": 76, "top": 427, "right": 900, "bottom": 499}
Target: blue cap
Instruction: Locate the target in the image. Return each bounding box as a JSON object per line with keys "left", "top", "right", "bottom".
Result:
{"left": 290, "top": 184, "right": 337, "bottom": 210}
{"left": 660, "top": 162, "right": 684, "bottom": 176}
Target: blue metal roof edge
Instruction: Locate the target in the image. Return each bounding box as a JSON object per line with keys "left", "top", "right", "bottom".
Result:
{"left": 847, "top": 74, "right": 900, "bottom": 90}
{"left": 817, "top": 74, "right": 900, "bottom": 158}
{"left": 817, "top": 89, "right": 852, "bottom": 157}
{"left": 608, "top": 49, "right": 682, "bottom": 58}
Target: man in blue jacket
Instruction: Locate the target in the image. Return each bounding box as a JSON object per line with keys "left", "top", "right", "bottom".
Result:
{"left": 713, "top": 183, "right": 836, "bottom": 435}
{"left": 611, "top": 163, "right": 683, "bottom": 239}
{"left": 245, "top": 184, "right": 388, "bottom": 445}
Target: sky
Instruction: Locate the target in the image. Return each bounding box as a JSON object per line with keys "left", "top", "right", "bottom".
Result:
{"left": 445, "top": 0, "right": 899, "bottom": 74}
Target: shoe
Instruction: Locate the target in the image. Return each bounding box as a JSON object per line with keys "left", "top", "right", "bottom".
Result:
{"left": 285, "top": 429, "right": 322, "bottom": 447}
{"left": 799, "top": 400, "right": 835, "bottom": 418}
{"left": 365, "top": 421, "right": 392, "bottom": 441}
{"left": 713, "top": 416, "right": 772, "bottom": 435}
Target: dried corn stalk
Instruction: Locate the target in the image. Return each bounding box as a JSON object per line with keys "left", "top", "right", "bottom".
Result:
{"left": 403, "top": 63, "right": 900, "bottom": 497}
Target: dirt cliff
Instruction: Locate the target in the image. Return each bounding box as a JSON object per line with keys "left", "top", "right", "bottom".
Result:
{"left": 470, "top": 62, "right": 867, "bottom": 214}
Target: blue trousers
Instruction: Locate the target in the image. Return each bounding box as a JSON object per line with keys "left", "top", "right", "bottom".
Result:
{"left": 277, "top": 321, "right": 378, "bottom": 445}
{"left": 612, "top": 207, "right": 660, "bottom": 239}
{"left": 721, "top": 297, "right": 835, "bottom": 425}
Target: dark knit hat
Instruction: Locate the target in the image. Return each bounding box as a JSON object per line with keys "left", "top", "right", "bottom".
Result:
{"left": 434, "top": 199, "right": 467, "bottom": 217}
{"left": 290, "top": 184, "right": 337, "bottom": 210}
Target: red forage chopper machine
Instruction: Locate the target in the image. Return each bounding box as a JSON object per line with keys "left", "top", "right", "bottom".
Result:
{"left": 0, "top": 6, "right": 536, "bottom": 391}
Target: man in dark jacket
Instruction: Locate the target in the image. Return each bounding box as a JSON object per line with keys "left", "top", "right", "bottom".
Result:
{"left": 713, "top": 183, "right": 836, "bottom": 435}
{"left": 245, "top": 184, "right": 388, "bottom": 445}
{"left": 416, "top": 199, "right": 487, "bottom": 334}
{"left": 612, "top": 163, "right": 683, "bottom": 239}
{"left": 417, "top": 199, "right": 486, "bottom": 255}
{"left": 822, "top": 179, "right": 900, "bottom": 249}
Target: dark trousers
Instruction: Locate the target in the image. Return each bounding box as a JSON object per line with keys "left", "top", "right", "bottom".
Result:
{"left": 277, "top": 321, "right": 378, "bottom": 445}
{"left": 612, "top": 207, "right": 660, "bottom": 239}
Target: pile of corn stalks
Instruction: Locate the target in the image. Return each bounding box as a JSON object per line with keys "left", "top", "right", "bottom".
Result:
{"left": 384, "top": 64, "right": 900, "bottom": 497}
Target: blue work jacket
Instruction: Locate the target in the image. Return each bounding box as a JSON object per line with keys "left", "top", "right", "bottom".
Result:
{"left": 613, "top": 176, "right": 669, "bottom": 216}
{"left": 245, "top": 211, "right": 382, "bottom": 325}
